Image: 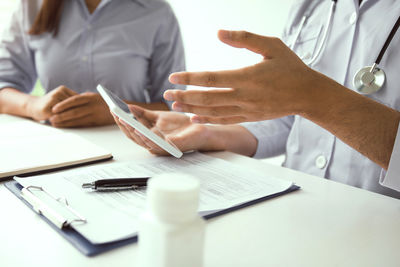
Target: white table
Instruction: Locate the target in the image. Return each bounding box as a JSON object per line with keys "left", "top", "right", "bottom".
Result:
{"left": 1, "top": 114, "right": 400, "bottom": 267}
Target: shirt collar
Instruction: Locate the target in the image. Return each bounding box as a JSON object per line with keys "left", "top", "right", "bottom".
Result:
{"left": 78, "top": 0, "right": 149, "bottom": 10}
{"left": 106, "top": 0, "right": 149, "bottom": 7}
{"left": 132, "top": 0, "right": 149, "bottom": 7}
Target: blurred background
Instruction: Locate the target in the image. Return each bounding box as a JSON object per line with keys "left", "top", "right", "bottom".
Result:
{"left": 0, "top": 0, "right": 294, "bottom": 165}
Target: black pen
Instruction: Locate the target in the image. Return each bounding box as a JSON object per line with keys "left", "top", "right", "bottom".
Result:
{"left": 82, "top": 177, "right": 150, "bottom": 191}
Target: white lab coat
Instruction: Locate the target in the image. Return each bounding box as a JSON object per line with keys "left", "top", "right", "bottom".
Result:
{"left": 242, "top": 0, "right": 400, "bottom": 198}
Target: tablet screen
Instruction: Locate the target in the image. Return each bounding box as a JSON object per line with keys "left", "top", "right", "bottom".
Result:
{"left": 101, "top": 87, "right": 132, "bottom": 115}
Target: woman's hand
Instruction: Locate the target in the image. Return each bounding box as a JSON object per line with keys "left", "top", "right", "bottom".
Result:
{"left": 27, "top": 86, "right": 77, "bottom": 121}
{"left": 49, "top": 92, "right": 114, "bottom": 127}
{"left": 113, "top": 105, "right": 218, "bottom": 155}
{"left": 164, "top": 30, "right": 323, "bottom": 124}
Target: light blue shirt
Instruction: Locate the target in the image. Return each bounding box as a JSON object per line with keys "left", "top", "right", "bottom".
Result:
{"left": 0, "top": 0, "right": 185, "bottom": 105}
{"left": 242, "top": 0, "right": 400, "bottom": 198}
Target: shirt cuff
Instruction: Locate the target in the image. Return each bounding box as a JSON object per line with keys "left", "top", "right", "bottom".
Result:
{"left": 380, "top": 123, "right": 400, "bottom": 191}
{"left": 0, "top": 82, "right": 29, "bottom": 93}
{"left": 240, "top": 120, "right": 289, "bottom": 159}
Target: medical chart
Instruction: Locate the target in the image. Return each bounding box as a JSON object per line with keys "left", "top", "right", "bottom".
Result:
{"left": 15, "top": 152, "right": 293, "bottom": 244}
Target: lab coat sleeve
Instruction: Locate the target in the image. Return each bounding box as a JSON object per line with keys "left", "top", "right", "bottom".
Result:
{"left": 147, "top": 2, "right": 186, "bottom": 109}
{"left": 379, "top": 123, "right": 400, "bottom": 191}
{"left": 241, "top": 116, "right": 294, "bottom": 159}
{"left": 0, "top": 1, "right": 37, "bottom": 93}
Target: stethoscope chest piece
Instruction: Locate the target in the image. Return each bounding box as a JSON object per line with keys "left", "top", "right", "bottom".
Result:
{"left": 353, "top": 65, "right": 385, "bottom": 95}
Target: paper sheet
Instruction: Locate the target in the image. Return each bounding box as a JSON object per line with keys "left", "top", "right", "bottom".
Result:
{"left": 15, "top": 152, "right": 293, "bottom": 244}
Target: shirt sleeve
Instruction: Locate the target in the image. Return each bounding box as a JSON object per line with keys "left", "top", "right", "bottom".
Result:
{"left": 379, "top": 123, "right": 400, "bottom": 191}
{"left": 0, "top": 1, "right": 37, "bottom": 93}
{"left": 241, "top": 116, "right": 295, "bottom": 159}
{"left": 147, "top": 3, "right": 186, "bottom": 109}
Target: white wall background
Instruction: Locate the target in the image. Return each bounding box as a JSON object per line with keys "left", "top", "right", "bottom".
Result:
{"left": 166, "top": 0, "right": 294, "bottom": 74}
{"left": 0, "top": 0, "right": 293, "bottom": 165}
{"left": 0, "top": 0, "right": 17, "bottom": 34}
{"left": 0, "top": 0, "right": 294, "bottom": 70}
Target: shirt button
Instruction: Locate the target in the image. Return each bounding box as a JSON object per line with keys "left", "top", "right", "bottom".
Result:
{"left": 302, "top": 52, "right": 312, "bottom": 60}
{"left": 81, "top": 56, "right": 88, "bottom": 62}
{"left": 315, "top": 155, "right": 327, "bottom": 169}
{"left": 349, "top": 12, "right": 357, "bottom": 25}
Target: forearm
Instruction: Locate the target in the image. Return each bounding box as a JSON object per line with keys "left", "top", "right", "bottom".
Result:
{"left": 0, "top": 88, "right": 36, "bottom": 118}
{"left": 204, "top": 124, "right": 258, "bottom": 156}
{"left": 302, "top": 73, "right": 400, "bottom": 170}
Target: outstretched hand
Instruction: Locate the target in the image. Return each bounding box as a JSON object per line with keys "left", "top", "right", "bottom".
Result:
{"left": 164, "top": 30, "right": 322, "bottom": 124}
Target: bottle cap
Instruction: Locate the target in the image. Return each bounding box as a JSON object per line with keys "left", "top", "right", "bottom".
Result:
{"left": 147, "top": 173, "right": 200, "bottom": 223}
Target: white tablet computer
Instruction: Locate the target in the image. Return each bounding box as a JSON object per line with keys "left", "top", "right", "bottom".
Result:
{"left": 97, "top": 84, "right": 183, "bottom": 158}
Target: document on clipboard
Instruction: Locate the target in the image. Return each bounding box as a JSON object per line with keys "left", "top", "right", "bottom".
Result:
{"left": 7, "top": 152, "right": 299, "bottom": 256}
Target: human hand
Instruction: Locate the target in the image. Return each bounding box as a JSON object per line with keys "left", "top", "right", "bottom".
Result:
{"left": 113, "top": 105, "right": 216, "bottom": 155}
{"left": 164, "top": 30, "right": 323, "bottom": 124}
{"left": 50, "top": 92, "right": 114, "bottom": 127}
{"left": 27, "top": 86, "right": 77, "bottom": 121}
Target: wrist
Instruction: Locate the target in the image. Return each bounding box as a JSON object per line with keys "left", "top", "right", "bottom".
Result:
{"left": 296, "top": 70, "right": 336, "bottom": 120}
{"left": 201, "top": 125, "right": 228, "bottom": 151}
{"left": 202, "top": 124, "right": 257, "bottom": 156}
{"left": 24, "top": 95, "right": 39, "bottom": 119}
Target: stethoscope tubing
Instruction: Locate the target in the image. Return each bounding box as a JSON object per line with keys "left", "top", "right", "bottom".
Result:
{"left": 291, "top": 0, "right": 400, "bottom": 94}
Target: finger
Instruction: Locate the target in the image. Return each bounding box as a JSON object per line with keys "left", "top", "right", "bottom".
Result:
{"left": 134, "top": 129, "right": 168, "bottom": 155}
{"left": 129, "top": 105, "right": 159, "bottom": 121}
{"left": 164, "top": 88, "right": 240, "bottom": 107}
{"left": 52, "top": 95, "right": 91, "bottom": 113}
{"left": 218, "top": 30, "right": 281, "bottom": 58}
{"left": 169, "top": 69, "right": 246, "bottom": 88}
{"left": 50, "top": 114, "right": 93, "bottom": 128}
{"left": 54, "top": 85, "right": 78, "bottom": 97}
{"left": 50, "top": 107, "right": 91, "bottom": 123}
{"left": 191, "top": 115, "right": 247, "bottom": 125}
{"left": 62, "top": 87, "right": 78, "bottom": 97}
{"left": 128, "top": 105, "right": 157, "bottom": 128}
{"left": 115, "top": 118, "right": 138, "bottom": 142}
{"left": 119, "top": 120, "right": 153, "bottom": 149}
{"left": 44, "top": 91, "right": 71, "bottom": 110}
{"left": 172, "top": 102, "right": 243, "bottom": 117}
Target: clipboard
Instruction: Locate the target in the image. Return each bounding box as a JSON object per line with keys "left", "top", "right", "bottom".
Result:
{"left": 5, "top": 180, "right": 300, "bottom": 257}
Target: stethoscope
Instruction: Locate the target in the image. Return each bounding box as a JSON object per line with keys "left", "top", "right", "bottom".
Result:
{"left": 290, "top": 0, "right": 400, "bottom": 95}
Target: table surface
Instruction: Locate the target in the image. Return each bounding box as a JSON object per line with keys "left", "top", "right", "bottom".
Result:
{"left": 1, "top": 114, "right": 400, "bottom": 267}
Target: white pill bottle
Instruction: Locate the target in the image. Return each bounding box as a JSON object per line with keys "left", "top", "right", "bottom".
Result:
{"left": 137, "top": 173, "right": 205, "bottom": 267}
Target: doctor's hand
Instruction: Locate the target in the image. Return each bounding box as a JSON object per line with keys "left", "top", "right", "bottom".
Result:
{"left": 113, "top": 105, "right": 221, "bottom": 155}
{"left": 164, "top": 30, "right": 325, "bottom": 124}
{"left": 27, "top": 86, "right": 77, "bottom": 121}
{"left": 49, "top": 92, "right": 114, "bottom": 128}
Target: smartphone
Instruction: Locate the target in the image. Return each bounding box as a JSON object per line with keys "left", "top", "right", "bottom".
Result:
{"left": 97, "top": 84, "right": 183, "bottom": 158}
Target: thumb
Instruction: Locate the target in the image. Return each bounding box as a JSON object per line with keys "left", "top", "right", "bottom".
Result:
{"left": 128, "top": 105, "right": 158, "bottom": 125}
{"left": 128, "top": 105, "right": 145, "bottom": 117}
{"left": 218, "top": 30, "right": 280, "bottom": 58}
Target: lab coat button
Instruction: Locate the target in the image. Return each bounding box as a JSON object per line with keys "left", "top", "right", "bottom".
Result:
{"left": 349, "top": 12, "right": 357, "bottom": 25}
{"left": 302, "top": 52, "right": 312, "bottom": 60}
{"left": 315, "top": 155, "right": 327, "bottom": 169}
